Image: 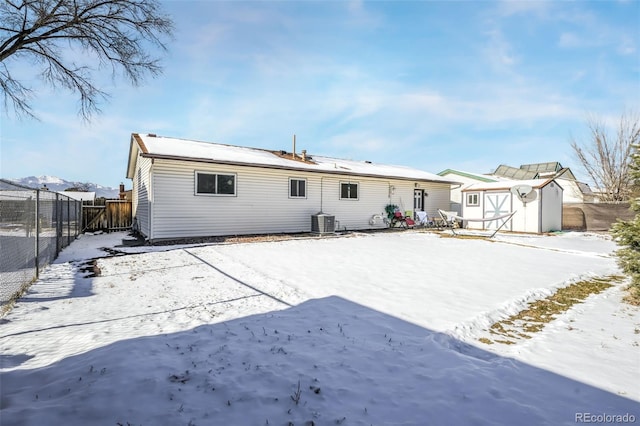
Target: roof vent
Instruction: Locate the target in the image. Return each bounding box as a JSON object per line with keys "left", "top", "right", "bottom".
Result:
{"left": 148, "top": 133, "right": 157, "bottom": 137}
{"left": 365, "top": 160, "right": 372, "bottom": 164}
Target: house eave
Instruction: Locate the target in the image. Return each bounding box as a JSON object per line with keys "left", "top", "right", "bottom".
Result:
{"left": 140, "top": 153, "right": 459, "bottom": 184}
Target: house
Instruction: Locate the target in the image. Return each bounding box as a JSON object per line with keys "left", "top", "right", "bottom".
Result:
{"left": 492, "top": 162, "right": 595, "bottom": 203}
{"left": 461, "top": 178, "right": 563, "bottom": 234}
{"left": 126, "top": 133, "right": 459, "bottom": 242}
{"left": 437, "top": 169, "right": 501, "bottom": 214}
{"left": 118, "top": 183, "right": 132, "bottom": 201}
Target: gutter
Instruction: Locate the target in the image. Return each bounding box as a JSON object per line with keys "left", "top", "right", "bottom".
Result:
{"left": 140, "top": 153, "right": 460, "bottom": 185}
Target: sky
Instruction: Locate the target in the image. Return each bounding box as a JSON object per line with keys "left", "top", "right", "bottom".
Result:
{"left": 1, "top": 0, "right": 639, "bottom": 189}
{"left": 1, "top": 231, "right": 638, "bottom": 425}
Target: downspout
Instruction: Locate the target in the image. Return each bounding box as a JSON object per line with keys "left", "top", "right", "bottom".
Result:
{"left": 149, "top": 159, "right": 154, "bottom": 242}
{"left": 320, "top": 176, "right": 324, "bottom": 212}
{"left": 538, "top": 187, "right": 543, "bottom": 233}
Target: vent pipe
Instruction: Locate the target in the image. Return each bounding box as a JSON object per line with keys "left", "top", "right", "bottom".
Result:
{"left": 292, "top": 134, "right": 296, "bottom": 159}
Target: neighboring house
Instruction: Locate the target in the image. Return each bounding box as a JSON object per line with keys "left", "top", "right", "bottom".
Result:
{"left": 118, "top": 183, "right": 132, "bottom": 201}
{"left": 492, "top": 162, "right": 595, "bottom": 203}
{"left": 126, "top": 133, "right": 459, "bottom": 242}
{"left": 461, "top": 178, "right": 563, "bottom": 234}
{"left": 437, "top": 169, "right": 501, "bottom": 214}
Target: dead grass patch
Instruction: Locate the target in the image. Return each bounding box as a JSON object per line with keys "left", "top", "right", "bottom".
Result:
{"left": 437, "top": 233, "right": 493, "bottom": 241}
{"left": 623, "top": 285, "right": 640, "bottom": 306}
{"left": 480, "top": 275, "right": 625, "bottom": 345}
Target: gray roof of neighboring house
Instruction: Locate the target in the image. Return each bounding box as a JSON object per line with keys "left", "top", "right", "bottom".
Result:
{"left": 493, "top": 162, "right": 579, "bottom": 182}
{"left": 520, "top": 162, "right": 563, "bottom": 173}
{"left": 493, "top": 165, "right": 539, "bottom": 180}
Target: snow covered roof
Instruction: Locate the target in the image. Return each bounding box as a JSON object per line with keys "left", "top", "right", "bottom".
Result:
{"left": 462, "top": 178, "right": 561, "bottom": 192}
{"left": 127, "top": 133, "right": 458, "bottom": 184}
{"left": 437, "top": 169, "right": 498, "bottom": 183}
{"left": 58, "top": 191, "right": 96, "bottom": 201}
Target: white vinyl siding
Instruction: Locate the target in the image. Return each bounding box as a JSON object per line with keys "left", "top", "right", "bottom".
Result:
{"left": 420, "top": 182, "right": 452, "bottom": 218}
{"left": 151, "top": 160, "right": 317, "bottom": 239}
{"left": 141, "top": 158, "right": 452, "bottom": 240}
{"left": 132, "top": 154, "right": 152, "bottom": 238}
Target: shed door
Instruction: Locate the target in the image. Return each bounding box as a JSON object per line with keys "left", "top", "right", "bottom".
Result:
{"left": 483, "top": 192, "right": 511, "bottom": 231}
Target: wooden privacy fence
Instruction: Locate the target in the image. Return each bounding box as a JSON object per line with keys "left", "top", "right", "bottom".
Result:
{"left": 562, "top": 202, "right": 635, "bottom": 231}
{"left": 83, "top": 201, "right": 132, "bottom": 232}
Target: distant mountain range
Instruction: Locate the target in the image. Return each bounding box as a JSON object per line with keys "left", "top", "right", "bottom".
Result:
{"left": 9, "top": 176, "right": 120, "bottom": 199}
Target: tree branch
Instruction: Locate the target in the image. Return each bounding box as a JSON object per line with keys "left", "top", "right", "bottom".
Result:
{"left": 0, "top": 0, "right": 173, "bottom": 120}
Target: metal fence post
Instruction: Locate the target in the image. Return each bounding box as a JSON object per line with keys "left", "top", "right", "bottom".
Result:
{"left": 67, "top": 198, "right": 70, "bottom": 247}
{"left": 35, "top": 189, "right": 40, "bottom": 279}
{"left": 56, "top": 193, "right": 61, "bottom": 257}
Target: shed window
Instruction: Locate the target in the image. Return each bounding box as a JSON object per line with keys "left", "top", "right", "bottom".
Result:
{"left": 196, "top": 172, "right": 236, "bottom": 196}
{"left": 340, "top": 182, "right": 359, "bottom": 200}
{"left": 467, "top": 193, "right": 479, "bottom": 206}
{"left": 289, "top": 178, "right": 306, "bottom": 198}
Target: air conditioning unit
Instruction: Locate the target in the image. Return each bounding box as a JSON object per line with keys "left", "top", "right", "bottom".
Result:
{"left": 311, "top": 212, "right": 335, "bottom": 234}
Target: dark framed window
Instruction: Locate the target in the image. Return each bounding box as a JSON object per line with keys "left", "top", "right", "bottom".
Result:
{"left": 340, "top": 182, "right": 359, "bottom": 200}
{"left": 289, "top": 178, "right": 306, "bottom": 198}
{"left": 195, "top": 172, "right": 236, "bottom": 196}
{"left": 466, "top": 193, "right": 479, "bottom": 206}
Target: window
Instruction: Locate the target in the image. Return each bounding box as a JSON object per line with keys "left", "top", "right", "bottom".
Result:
{"left": 195, "top": 172, "right": 236, "bottom": 196}
{"left": 466, "top": 193, "right": 479, "bottom": 206}
{"left": 340, "top": 182, "right": 359, "bottom": 200}
{"left": 289, "top": 178, "right": 306, "bottom": 198}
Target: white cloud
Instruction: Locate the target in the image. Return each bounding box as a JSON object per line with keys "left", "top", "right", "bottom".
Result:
{"left": 558, "top": 32, "right": 584, "bottom": 48}
{"left": 483, "top": 28, "right": 519, "bottom": 72}
{"left": 617, "top": 36, "right": 636, "bottom": 55}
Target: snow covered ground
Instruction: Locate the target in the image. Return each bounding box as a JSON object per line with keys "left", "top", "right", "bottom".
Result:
{"left": 0, "top": 230, "right": 638, "bottom": 425}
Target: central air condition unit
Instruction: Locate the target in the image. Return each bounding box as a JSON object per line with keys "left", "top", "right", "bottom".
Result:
{"left": 311, "top": 212, "right": 335, "bottom": 234}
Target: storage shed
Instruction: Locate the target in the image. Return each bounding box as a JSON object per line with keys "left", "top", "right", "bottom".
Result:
{"left": 461, "top": 179, "right": 563, "bottom": 234}
{"left": 126, "top": 133, "right": 458, "bottom": 242}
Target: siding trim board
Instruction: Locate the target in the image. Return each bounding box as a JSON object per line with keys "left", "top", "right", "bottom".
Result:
{"left": 138, "top": 152, "right": 452, "bottom": 184}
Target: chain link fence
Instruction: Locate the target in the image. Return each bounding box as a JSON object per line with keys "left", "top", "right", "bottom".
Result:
{"left": 0, "top": 179, "right": 81, "bottom": 311}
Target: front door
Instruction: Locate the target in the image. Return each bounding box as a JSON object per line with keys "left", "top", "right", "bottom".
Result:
{"left": 414, "top": 189, "right": 424, "bottom": 218}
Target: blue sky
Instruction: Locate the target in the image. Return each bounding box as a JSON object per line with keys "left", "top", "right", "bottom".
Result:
{"left": 1, "top": 0, "right": 639, "bottom": 188}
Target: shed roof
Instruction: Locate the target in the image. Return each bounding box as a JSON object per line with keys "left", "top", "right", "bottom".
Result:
{"left": 127, "top": 133, "right": 459, "bottom": 184}
{"left": 462, "top": 178, "right": 561, "bottom": 192}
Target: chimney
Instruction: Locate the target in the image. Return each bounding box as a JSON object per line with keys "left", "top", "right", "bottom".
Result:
{"left": 119, "top": 182, "right": 125, "bottom": 200}
{"left": 301, "top": 149, "right": 307, "bottom": 161}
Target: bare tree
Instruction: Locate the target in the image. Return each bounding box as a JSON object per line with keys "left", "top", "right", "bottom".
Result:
{"left": 65, "top": 181, "right": 92, "bottom": 191}
{"left": 570, "top": 111, "right": 640, "bottom": 203}
{"left": 0, "top": 0, "right": 173, "bottom": 120}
